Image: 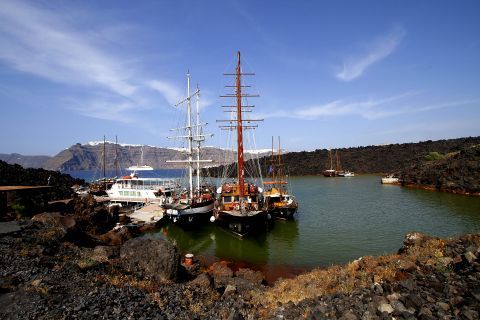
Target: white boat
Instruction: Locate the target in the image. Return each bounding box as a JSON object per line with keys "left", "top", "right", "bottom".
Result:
{"left": 163, "top": 72, "right": 215, "bottom": 225}
{"left": 126, "top": 165, "right": 153, "bottom": 171}
{"left": 381, "top": 174, "right": 399, "bottom": 184}
{"left": 126, "top": 145, "right": 154, "bottom": 171}
{"left": 107, "top": 172, "right": 177, "bottom": 204}
{"left": 343, "top": 171, "right": 355, "bottom": 177}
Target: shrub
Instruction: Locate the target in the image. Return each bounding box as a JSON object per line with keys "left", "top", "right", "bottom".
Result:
{"left": 425, "top": 151, "right": 444, "bottom": 161}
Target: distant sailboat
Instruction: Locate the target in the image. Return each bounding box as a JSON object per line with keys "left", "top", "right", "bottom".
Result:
{"left": 127, "top": 145, "right": 154, "bottom": 171}
{"left": 323, "top": 150, "right": 336, "bottom": 177}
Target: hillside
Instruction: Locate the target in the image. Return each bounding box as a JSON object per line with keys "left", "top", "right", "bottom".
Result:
{"left": 207, "top": 136, "right": 480, "bottom": 177}
{"left": 0, "top": 153, "right": 50, "bottom": 169}
{"left": 400, "top": 144, "right": 480, "bottom": 195}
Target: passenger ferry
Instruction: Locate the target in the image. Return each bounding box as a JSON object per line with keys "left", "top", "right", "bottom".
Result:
{"left": 107, "top": 172, "right": 177, "bottom": 204}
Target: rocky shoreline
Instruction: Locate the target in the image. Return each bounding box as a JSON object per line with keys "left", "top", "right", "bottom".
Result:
{"left": 1, "top": 196, "right": 479, "bottom": 319}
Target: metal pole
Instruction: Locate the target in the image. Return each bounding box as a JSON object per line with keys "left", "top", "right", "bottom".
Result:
{"left": 187, "top": 72, "right": 193, "bottom": 199}
{"left": 196, "top": 86, "right": 201, "bottom": 196}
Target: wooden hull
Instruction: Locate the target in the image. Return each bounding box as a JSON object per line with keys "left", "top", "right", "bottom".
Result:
{"left": 213, "top": 209, "right": 269, "bottom": 237}
{"left": 164, "top": 199, "right": 214, "bottom": 226}
{"left": 323, "top": 170, "right": 336, "bottom": 177}
{"left": 268, "top": 205, "right": 298, "bottom": 220}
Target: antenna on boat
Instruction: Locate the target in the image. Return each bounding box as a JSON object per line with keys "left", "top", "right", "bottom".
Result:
{"left": 218, "top": 51, "right": 263, "bottom": 198}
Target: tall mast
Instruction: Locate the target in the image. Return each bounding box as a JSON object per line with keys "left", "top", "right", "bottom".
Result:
{"left": 167, "top": 73, "right": 212, "bottom": 196}
{"left": 103, "top": 135, "right": 106, "bottom": 179}
{"left": 218, "top": 51, "right": 262, "bottom": 201}
{"left": 103, "top": 135, "right": 106, "bottom": 189}
{"left": 187, "top": 72, "right": 194, "bottom": 199}
{"left": 271, "top": 136, "right": 275, "bottom": 183}
{"left": 115, "top": 135, "right": 118, "bottom": 177}
{"left": 329, "top": 150, "right": 333, "bottom": 170}
{"left": 278, "top": 136, "right": 282, "bottom": 195}
{"left": 235, "top": 52, "right": 245, "bottom": 197}
{"left": 195, "top": 85, "right": 201, "bottom": 196}
{"left": 336, "top": 150, "right": 340, "bottom": 171}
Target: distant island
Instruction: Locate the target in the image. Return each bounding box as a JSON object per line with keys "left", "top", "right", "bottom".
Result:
{"left": 0, "top": 142, "right": 271, "bottom": 172}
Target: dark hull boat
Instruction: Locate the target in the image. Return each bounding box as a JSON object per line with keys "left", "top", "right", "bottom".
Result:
{"left": 213, "top": 183, "right": 268, "bottom": 237}
{"left": 164, "top": 198, "right": 215, "bottom": 225}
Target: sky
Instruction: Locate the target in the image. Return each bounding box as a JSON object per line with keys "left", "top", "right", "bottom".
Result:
{"left": 0, "top": 0, "right": 479, "bottom": 156}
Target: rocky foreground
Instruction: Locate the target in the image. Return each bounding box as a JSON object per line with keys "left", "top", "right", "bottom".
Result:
{"left": 1, "top": 204, "right": 480, "bottom": 319}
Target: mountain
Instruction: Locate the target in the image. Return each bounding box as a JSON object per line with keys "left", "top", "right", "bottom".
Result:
{"left": 41, "top": 142, "right": 271, "bottom": 171}
{"left": 0, "top": 153, "right": 51, "bottom": 169}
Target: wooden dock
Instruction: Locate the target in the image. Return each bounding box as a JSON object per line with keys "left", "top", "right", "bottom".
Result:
{"left": 129, "top": 203, "right": 165, "bottom": 223}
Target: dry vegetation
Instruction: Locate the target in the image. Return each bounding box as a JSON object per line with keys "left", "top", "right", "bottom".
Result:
{"left": 253, "top": 234, "right": 448, "bottom": 307}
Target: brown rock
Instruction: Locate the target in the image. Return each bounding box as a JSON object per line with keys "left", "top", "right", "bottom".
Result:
{"left": 397, "top": 259, "right": 417, "bottom": 272}
{"left": 97, "top": 227, "right": 132, "bottom": 246}
{"left": 234, "top": 268, "right": 264, "bottom": 285}
{"left": 91, "top": 245, "right": 120, "bottom": 262}
{"left": 209, "top": 261, "right": 233, "bottom": 279}
{"left": 188, "top": 273, "right": 213, "bottom": 288}
{"left": 436, "top": 302, "right": 450, "bottom": 312}
{"left": 223, "top": 284, "right": 236, "bottom": 296}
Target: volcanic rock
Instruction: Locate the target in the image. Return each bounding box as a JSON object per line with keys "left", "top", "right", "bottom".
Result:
{"left": 120, "top": 237, "right": 180, "bottom": 282}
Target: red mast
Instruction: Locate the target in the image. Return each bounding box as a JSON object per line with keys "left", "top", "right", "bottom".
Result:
{"left": 236, "top": 51, "right": 245, "bottom": 197}
{"left": 218, "top": 51, "right": 262, "bottom": 200}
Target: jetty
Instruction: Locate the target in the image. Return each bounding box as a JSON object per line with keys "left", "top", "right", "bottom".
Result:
{"left": 129, "top": 202, "right": 165, "bottom": 223}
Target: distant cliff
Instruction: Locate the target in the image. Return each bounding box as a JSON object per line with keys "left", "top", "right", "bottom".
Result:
{"left": 0, "top": 153, "right": 50, "bottom": 169}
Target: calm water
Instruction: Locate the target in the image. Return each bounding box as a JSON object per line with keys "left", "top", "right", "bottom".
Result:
{"left": 69, "top": 171, "right": 480, "bottom": 270}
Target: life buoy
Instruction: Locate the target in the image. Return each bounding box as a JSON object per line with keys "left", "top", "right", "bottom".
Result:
{"left": 223, "top": 184, "right": 232, "bottom": 193}
{"left": 249, "top": 184, "right": 255, "bottom": 193}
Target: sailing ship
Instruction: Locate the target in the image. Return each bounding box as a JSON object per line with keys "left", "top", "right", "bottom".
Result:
{"left": 212, "top": 51, "right": 267, "bottom": 237}
{"left": 263, "top": 137, "right": 298, "bottom": 220}
{"left": 323, "top": 150, "right": 336, "bottom": 177}
{"left": 333, "top": 150, "right": 355, "bottom": 177}
{"left": 162, "top": 72, "right": 215, "bottom": 225}
{"left": 88, "top": 136, "right": 116, "bottom": 195}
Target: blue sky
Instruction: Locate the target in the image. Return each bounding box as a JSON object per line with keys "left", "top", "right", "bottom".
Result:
{"left": 0, "top": 0, "right": 479, "bottom": 155}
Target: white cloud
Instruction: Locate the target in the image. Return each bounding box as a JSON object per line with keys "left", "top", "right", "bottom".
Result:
{"left": 148, "top": 80, "right": 183, "bottom": 105}
{"left": 0, "top": 0, "right": 185, "bottom": 124}
{"left": 262, "top": 93, "right": 478, "bottom": 121}
{"left": 0, "top": 1, "right": 137, "bottom": 96}
{"left": 336, "top": 26, "right": 406, "bottom": 81}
